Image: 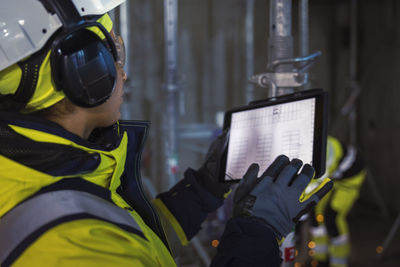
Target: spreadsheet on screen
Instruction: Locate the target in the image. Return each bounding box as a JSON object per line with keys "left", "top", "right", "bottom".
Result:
{"left": 225, "top": 98, "right": 315, "bottom": 181}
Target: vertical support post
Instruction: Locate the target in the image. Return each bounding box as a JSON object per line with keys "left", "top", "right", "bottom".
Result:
{"left": 163, "top": 0, "right": 180, "bottom": 189}
{"left": 299, "top": 0, "right": 309, "bottom": 58}
{"left": 349, "top": 0, "right": 358, "bottom": 146}
{"left": 349, "top": 0, "right": 357, "bottom": 83}
{"left": 268, "top": 2, "right": 295, "bottom": 266}
{"left": 299, "top": 0, "right": 309, "bottom": 90}
{"left": 268, "top": 0, "right": 294, "bottom": 97}
{"left": 165, "top": 0, "right": 178, "bottom": 88}
{"left": 120, "top": 1, "right": 130, "bottom": 77}
{"left": 119, "top": 1, "right": 132, "bottom": 120}
{"left": 245, "top": 0, "right": 255, "bottom": 104}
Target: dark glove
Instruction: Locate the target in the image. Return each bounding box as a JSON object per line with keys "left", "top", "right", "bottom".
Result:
{"left": 194, "top": 129, "right": 231, "bottom": 199}
{"left": 233, "top": 155, "right": 333, "bottom": 239}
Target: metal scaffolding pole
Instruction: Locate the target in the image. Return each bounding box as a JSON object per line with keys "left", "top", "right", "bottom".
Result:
{"left": 245, "top": 0, "right": 255, "bottom": 104}
{"left": 349, "top": 0, "right": 357, "bottom": 84}
{"left": 268, "top": 0, "right": 294, "bottom": 97}
{"left": 250, "top": 0, "right": 320, "bottom": 98}
{"left": 299, "top": 0, "right": 311, "bottom": 91}
{"left": 348, "top": 0, "right": 359, "bottom": 146}
{"left": 340, "top": 0, "right": 361, "bottom": 146}
{"left": 120, "top": 2, "right": 130, "bottom": 78}
{"left": 299, "top": 0, "right": 309, "bottom": 59}
{"left": 268, "top": 3, "right": 295, "bottom": 266}
{"left": 119, "top": 1, "right": 133, "bottom": 120}
{"left": 163, "top": 0, "right": 180, "bottom": 189}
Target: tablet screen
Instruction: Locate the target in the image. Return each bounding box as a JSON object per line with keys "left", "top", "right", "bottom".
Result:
{"left": 225, "top": 97, "right": 316, "bottom": 180}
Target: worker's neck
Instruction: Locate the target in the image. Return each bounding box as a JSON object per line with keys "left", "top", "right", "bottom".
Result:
{"left": 49, "top": 112, "right": 94, "bottom": 140}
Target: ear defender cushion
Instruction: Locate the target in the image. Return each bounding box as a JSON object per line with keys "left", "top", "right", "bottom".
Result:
{"left": 51, "top": 29, "right": 117, "bottom": 107}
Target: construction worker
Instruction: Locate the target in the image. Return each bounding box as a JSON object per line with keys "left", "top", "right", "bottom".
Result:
{"left": 309, "top": 136, "right": 366, "bottom": 267}
{"left": 0, "top": 1, "right": 332, "bottom": 266}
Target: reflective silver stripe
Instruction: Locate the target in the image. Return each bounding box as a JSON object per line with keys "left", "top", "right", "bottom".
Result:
{"left": 326, "top": 140, "right": 335, "bottom": 168}
{"left": 332, "top": 146, "right": 356, "bottom": 179}
{"left": 330, "top": 256, "right": 348, "bottom": 266}
{"left": 331, "top": 234, "right": 349, "bottom": 246}
{"left": 0, "top": 190, "right": 143, "bottom": 263}
{"left": 313, "top": 244, "right": 328, "bottom": 254}
{"left": 310, "top": 225, "right": 327, "bottom": 237}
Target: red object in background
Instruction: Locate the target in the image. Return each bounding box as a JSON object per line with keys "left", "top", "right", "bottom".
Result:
{"left": 171, "top": 166, "right": 178, "bottom": 174}
{"left": 285, "top": 247, "right": 295, "bottom": 261}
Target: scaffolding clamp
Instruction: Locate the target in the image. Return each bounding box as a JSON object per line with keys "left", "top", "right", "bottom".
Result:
{"left": 250, "top": 72, "right": 307, "bottom": 89}
{"left": 250, "top": 51, "right": 322, "bottom": 91}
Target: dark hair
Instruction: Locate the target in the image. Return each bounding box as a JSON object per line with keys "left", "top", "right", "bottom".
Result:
{"left": 0, "top": 93, "right": 76, "bottom": 120}
{"left": 29, "top": 98, "right": 76, "bottom": 120}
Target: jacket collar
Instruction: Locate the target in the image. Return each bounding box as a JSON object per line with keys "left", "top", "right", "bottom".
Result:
{"left": 0, "top": 111, "right": 121, "bottom": 151}
{"left": 0, "top": 112, "right": 150, "bottom": 216}
{"left": 0, "top": 112, "right": 150, "bottom": 152}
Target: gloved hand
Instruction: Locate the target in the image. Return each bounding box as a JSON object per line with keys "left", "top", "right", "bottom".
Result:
{"left": 194, "top": 129, "right": 231, "bottom": 199}
{"left": 233, "top": 155, "right": 333, "bottom": 239}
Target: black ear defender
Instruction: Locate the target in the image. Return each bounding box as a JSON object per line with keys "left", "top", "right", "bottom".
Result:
{"left": 8, "top": 0, "right": 120, "bottom": 109}
{"left": 50, "top": 22, "right": 118, "bottom": 107}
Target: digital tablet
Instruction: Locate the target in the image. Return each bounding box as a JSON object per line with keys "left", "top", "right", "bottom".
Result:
{"left": 221, "top": 89, "right": 328, "bottom": 182}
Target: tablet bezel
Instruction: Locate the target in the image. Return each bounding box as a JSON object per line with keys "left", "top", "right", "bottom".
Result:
{"left": 220, "top": 88, "right": 328, "bottom": 182}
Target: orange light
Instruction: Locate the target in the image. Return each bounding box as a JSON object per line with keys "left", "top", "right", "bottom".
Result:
{"left": 294, "top": 262, "right": 303, "bottom": 267}
{"left": 316, "top": 214, "right": 324, "bottom": 223}
{"left": 295, "top": 249, "right": 299, "bottom": 256}
{"left": 211, "top": 240, "right": 220, "bottom": 247}
{"left": 308, "top": 250, "right": 315, "bottom": 257}
{"left": 376, "top": 246, "right": 384, "bottom": 254}
{"left": 308, "top": 241, "right": 316, "bottom": 249}
{"left": 311, "top": 260, "right": 319, "bottom": 267}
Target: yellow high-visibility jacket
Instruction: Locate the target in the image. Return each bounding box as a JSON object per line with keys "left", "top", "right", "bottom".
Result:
{"left": 0, "top": 112, "right": 224, "bottom": 266}
{"left": 312, "top": 136, "right": 366, "bottom": 236}
{"left": 309, "top": 136, "right": 366, "bottom": 266}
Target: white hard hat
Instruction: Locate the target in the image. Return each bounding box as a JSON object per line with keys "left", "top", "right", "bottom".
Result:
{"left": 0, "top": 0, "right": 125, "bottom": 71}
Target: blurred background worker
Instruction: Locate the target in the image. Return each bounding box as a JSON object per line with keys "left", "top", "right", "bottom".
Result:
{"left": 0, "top": 1, "right": 333, "bottom": 266}
{"left": 308, "top": 136, "right": 366, "bottom": 267}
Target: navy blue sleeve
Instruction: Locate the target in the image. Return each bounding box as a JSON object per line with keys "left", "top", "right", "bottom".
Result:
{"left": 211, "top": 217, "right": 282, "bottom": 267}
{"left": 157, "top": 168, "right": 224, "bottom": 240}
